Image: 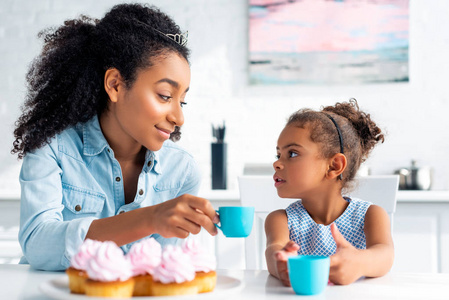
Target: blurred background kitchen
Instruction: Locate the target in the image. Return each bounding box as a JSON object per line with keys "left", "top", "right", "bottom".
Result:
{"left": 1, "top": 0, "right": 449, "bottom": 273}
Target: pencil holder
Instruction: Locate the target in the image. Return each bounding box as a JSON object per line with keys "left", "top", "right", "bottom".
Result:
{"left": 211, "top": 143, "right": 227, "bottom": 190}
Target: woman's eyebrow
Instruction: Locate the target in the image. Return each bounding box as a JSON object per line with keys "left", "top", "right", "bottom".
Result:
{"left": 156, "top": 78, "right": 179, "bottom": 88}
{"left": 156, "top": 78, "right": 189, "bottom": 93}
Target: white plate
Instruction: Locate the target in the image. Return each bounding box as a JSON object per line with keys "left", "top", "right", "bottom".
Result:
{"left": 40, "top": 274, "right": 243, "bottom": 299}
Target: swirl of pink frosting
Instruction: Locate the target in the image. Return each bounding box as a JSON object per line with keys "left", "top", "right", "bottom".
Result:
{"left": 182, "top": 239, "right": 217, "bottom": 273}
{"left": 126, "top": 238, "right": 162, "bottom": 276}
{"left": 86, "top": 241, "right": 132, "bottom": 282}
{"left": 70, "top": 239, "right": 102, "bottom": 271}
{"left": 153, "top": 245, "right": 195, "bottom": 284}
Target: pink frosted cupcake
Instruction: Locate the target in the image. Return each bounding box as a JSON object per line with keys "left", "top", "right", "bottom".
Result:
{"left": 126, "top": 238, "right": 162, "bottom": 296}
{"left": 182, "top": 239, "right": 217, "bottom": 293}
{"left": 66, "top": 239, "right": 102, "bottom": 294}
{"left": 151, "top": 245, "right": 197, "bottom": 296}
{"left": 84, "top": 241, "right": 134, "bottom": 298}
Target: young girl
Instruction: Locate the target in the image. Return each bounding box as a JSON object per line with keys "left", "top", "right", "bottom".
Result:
{"left": 265, "top": 100, "right": 394, "bottom": 286}
{"left": 12, "top": 4, "right": 218, "bottom": 271}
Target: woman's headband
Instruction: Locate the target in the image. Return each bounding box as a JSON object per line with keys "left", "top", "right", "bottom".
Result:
{"left": 135, "top": 20, "right": 188, "bottom": 46}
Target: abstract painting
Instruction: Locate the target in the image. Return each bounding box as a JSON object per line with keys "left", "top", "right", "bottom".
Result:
{"left": 249, "top": 0, "right": 409, "bottom": 85}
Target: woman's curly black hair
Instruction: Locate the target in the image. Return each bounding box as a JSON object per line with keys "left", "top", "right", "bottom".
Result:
{"left": 12, "top": 3, "right": 190, "bottom": 159}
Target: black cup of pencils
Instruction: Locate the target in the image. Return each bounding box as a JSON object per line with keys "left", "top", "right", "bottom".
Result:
{"left": 211, "top": 122, "right": 227, "bottom": 190}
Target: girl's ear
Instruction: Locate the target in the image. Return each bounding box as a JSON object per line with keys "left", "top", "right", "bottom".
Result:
{"left": 327, "top": 153, "right": 347, "bottom": 180}
{"left": 104, "top": 68, "right": 124, "bottom": 103}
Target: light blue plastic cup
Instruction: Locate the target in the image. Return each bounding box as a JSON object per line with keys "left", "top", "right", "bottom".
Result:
{"left": 287, "top": 255, "right": 330, "bottom": 295}
{"left": 215, "top": 206, "right": 254, "bottom": 237}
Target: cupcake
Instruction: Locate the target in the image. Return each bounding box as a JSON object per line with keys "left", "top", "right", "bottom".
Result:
{"left": 152, "top": 245, "right": 198, "bottom": 296}
{"left": 66, "top": 239, "right": 102, "bottom": 294}
{"left": 84, "top": 241, "right": 134, "bottom": 298}
{"left": 126, "top": 238, "right": 162, "bottom": 296}
{"left": 182, "top": 239, "right": 217, "bottom": 293}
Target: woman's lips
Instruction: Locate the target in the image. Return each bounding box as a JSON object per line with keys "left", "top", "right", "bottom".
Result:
{"left": 156, "top": 127, "right": 172, "bottom": 140}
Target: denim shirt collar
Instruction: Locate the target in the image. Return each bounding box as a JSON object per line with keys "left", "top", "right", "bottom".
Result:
{"left": 145, "top": 148, "right": 162, "bottom": 174}
{"left": 82, "top": 115, "right": 108, "bottom": 156}
{"left": 82, "top": 115, "right": 161, "bottom": 174}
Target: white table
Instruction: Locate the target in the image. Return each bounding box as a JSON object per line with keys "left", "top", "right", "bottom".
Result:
{"left": 1, "top": 264, "right": 449, "bottom": 299}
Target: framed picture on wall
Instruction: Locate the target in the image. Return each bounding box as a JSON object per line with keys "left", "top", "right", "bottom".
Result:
{"left": 249, "top": 0, "right": 409, "bottom": 85}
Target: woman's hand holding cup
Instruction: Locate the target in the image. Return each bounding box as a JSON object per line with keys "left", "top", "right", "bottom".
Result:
{"left": 149, "top": 194, "right": 219, "bottom": 238}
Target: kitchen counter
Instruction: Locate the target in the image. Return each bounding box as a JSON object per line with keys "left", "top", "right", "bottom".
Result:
{"left": 2, "top": 189, "right": 449, "bottom": 202}
{"left": 201, "top": 189, "right": 449, "bottom": 203}
{"left": 0, "top": 189, "right": 20, "bottom": 201}
{"left": 395, "top": 190, "right": 449, "bottom": 202}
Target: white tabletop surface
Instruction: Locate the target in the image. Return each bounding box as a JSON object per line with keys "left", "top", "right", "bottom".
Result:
{"left": 1, "top": 264, "right": 449, "bottom": 299}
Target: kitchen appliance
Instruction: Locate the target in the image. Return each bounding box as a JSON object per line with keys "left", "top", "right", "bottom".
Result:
{"left": 394, "top": 160, "right": 433, "bottom": 190}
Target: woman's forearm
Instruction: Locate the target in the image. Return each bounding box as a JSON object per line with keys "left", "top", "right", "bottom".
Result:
{"left": 85, "top": 206, "right": 154, "bottom": 246}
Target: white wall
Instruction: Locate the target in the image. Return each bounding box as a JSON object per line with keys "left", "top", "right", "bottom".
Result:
{"left": 1, "top": 0, "right": 449, "bottom": 194}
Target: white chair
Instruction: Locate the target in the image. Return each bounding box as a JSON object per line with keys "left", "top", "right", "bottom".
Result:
{"left": 346, "top": 175, "right": 399, "bottom": 229}
{"left": 238, "top": 175, "right": 399, "bottom": 270}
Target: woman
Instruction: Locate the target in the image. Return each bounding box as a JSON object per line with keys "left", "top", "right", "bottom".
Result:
{"left": 12, "top": 3, "right": 217, "bottom": 271}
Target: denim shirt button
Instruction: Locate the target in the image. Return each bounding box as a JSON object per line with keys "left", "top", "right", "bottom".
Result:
{"left": 119, "top": 210, "right": 125, "bottom": 214}
{"left": 147, "top": 161, "right": 152, "bottom": 167}
{"left": 138, "top": 189, "right": 144, "bottom": 196}
{"left": 115, "top": 177, "right": 121, "bottom": 182}
{"left": 75, "top": 205, "right": 82, "bottom": 212}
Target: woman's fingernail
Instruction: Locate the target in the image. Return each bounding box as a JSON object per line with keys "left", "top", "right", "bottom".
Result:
{"left": 213, "top": 215, "right": 219, "bottom": 224}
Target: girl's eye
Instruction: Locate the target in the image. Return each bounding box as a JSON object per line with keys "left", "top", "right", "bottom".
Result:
{"left": 180, "top": 101, "right": 187, "bottom": 108}
{"left": 275, "top": 154, "right": 280, "bottom": 159}
{"left": 289, "top": 151, "right": 298, "bottom": 158}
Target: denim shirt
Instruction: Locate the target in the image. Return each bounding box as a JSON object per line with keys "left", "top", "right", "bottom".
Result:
{"left": 18, "top": 115, "right": 201, "bottom": 271}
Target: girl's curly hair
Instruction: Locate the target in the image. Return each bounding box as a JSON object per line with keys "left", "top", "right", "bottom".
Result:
{"left": 12, "top": 3, "right": 190, "bottom": 159}
{"left": 287, "top": 99, "right": 385, "bottom": 189}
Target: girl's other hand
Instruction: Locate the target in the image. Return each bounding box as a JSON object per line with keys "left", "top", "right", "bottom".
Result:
{"left": 150, "top": 194, "right": 218, "bottom": 238}
{"left": 329, "top": 223, "right": 361, "bottom": 285}
{"left": 274, "top": 240, "right": 300, "bottom": 286}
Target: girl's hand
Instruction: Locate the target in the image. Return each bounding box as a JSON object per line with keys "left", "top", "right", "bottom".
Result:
{"left": 150, "top": 194, "right": 218, "bottom": 238}
{"left": 273, "top": 241, "right": 300, "bottom": 286}
{"left": 329, "top": 223, "right": 362, "bottom": 285}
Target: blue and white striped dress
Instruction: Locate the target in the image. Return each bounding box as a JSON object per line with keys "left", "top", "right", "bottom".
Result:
{"left": 286, "top": 197, "right": 371, "bottom": 256}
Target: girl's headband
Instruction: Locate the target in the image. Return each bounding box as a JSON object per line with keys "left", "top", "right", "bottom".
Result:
{"left": 324, "top": 114, "right": 344, "bottom": 180}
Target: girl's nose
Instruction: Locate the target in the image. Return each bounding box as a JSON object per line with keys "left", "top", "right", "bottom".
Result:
{"left": 167, "top": 103, "right": 184, "bottom": 126}
{"left": 273, "top": 160, "right": 282, "bottom": 170}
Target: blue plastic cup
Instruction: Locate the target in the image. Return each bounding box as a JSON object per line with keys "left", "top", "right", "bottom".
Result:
{"left": 215, "top": 206, "right": 254, "bottom": 237}
{"left": 288, "top": 255, "right": 330, "bottom": 295}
